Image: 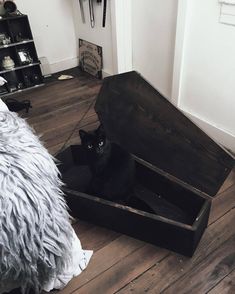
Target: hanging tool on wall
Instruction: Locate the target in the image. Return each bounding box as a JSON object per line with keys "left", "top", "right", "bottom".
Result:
{"left": 79, "top": 0, "right": 86, "bottom": 23}
{"left": 88, "top": 0, "right": 95, "bottom": 28}
{"left": 102, "top": 0, "right": 107, "bottom": 27}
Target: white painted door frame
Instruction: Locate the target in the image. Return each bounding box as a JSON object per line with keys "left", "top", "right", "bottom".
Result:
{"left": 110, "top": 0, "right": 133, "bottom": 74}
{"left": 110, "top": 0, "right": 189, "bottom": 101}
{"left": 171, "top": 0, "right": 189, "bottom": 107}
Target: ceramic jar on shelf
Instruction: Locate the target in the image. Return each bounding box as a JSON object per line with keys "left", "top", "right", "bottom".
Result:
{"left": 2, "top": 56, "right": 15, "bottom": 70}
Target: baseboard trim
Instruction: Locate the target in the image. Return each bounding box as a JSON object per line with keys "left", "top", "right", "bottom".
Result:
{"left": 102, "top": 70, "right": 112, "bottom": 78}
{"left": 47, "top": 56, "right": 112, "bottom": 78}
{"left": 50, "top": 57, "right": 79, "bottom": 74}
{"left": 182, "top": 109, "right": 235, "bottom": 154}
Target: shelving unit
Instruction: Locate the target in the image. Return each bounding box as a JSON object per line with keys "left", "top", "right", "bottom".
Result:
{"left": 0, "top": 62, "right": 40, "bottom": 74}
{"left": 0, "top": 14, "right": 44, "bottom": 96}
{"left": 0, "top": 39, "right": 34, "bottom": 50}
{"left": 1, "top": 83, "right": 44, "bottom": 98}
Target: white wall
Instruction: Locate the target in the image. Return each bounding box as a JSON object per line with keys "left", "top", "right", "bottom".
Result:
{"left": 16, "top": 0, "right": 115, "bottom": 75}
{"left": 72, "top": 0, "right": 114, "bottom": 76}
{"left": 176, "top": 0, "right": 235, "bottom": 152}
{"left": 131, "top": 0, "right": 178, "bottom": 99}
{"left": 16, "top": 0, "right": 78, "bottom": 73}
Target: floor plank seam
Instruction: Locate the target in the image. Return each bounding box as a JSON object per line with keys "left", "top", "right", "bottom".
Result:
{"left": 73, "top": 225, "right": 95, "bottom": 239}
{"left": 160, "top": 235, "right": 235, "bottom": 294}
{"left": 113, "top": 252, "right": 171, "bottom": 294}
{"left": 30, "top": 97, "right": 95, "bottom": 123}
{"left": 209, "top": 207, "right": 235, "bottom": 226}
{"left": 205, "top": 267, "right": 235, "bottom": 294}
{"left": 70, "top": 243, "right": 147, "bottom": 294}
{"left": 217, "top": 183, "right": 235, "bottom": 196}
{"left": 78, "top": 229, "right": 121, "bottom": 251}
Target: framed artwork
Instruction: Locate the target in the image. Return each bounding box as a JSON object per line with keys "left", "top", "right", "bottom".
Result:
{"left": 79, "top": 39, "right": 103, "bottom": 79}
{"left": 16, "top": 49, "right": 33, "bottom": 65}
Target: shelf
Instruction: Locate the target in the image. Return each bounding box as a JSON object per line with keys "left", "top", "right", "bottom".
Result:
{"left": 0, "top": 40, "right": 33, "bottom": 49}
{"left": 0, "top": 14, "right": 27, "bottom": 21}
{"left": 0, "top": 83, "right": 45, "bottom": 98}
{"left": 0, "top": 62, "right": 40, "bottom": 74}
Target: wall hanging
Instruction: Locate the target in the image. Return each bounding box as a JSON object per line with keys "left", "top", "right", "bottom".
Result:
{"left": 79, "top": 38, "right": 103, "bottom": 79}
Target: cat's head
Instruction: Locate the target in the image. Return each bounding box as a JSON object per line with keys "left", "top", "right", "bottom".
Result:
{"left": 79, "top": 125, "right": 110, "bottom": 157}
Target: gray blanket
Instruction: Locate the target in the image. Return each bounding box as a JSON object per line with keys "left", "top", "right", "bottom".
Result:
{"left": 0, "top": 111, "right": 73, "bottom": 293}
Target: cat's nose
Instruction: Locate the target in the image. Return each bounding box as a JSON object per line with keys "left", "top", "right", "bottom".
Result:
{"left": 96, "top": 148, "right": 103, "bottom": 154}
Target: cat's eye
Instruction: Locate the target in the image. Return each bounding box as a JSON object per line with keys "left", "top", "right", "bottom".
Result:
{"left": 87, "top": 144, "right": 93, "bottom": 149}
{"left": 99, "top": 141, "right": 104, "bottom": 147}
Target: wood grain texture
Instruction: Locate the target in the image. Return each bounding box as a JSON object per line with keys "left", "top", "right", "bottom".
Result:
{"left": 78, "top": 226, "right": 120, "bottom": 253}
{"left": 9, "top": 69, "right": 235, "bottom": 294}
{"left": 117, "top": 208, "right": 235, "bottom": 293}
{"left": 72, "top": 220, "right": 94, "bottom": 237}
{"left": 76, "top": 244, "right": 169, "bottom": 294}
{"left": 217, "top": 169, "right": 235, "bottom": 194}
{"left": 209, "top": 184, "right": 235, "bottom": 224}
{"left": 59, "top": 235, "right": 145, "bottom": 294}
{"left": 162, "top": 235, "right": 235, "bottom": 294}
{"left": 208, "top": 269, "right": 235, "bottom": 294}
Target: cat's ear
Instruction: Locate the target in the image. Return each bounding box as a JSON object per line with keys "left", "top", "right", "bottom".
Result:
{"left": 79, "top": 129, "right": 87, "bottom": 140}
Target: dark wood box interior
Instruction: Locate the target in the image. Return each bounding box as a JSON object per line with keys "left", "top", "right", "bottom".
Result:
{"left": 58, "top": 145, "right": 210, "bottom": 256}
{"left": 59, "top": 145, "right": 206, "bottom": 226}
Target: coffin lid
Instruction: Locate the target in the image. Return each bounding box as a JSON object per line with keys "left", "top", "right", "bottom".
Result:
{"left": 95, "top": 71, "right": 235, "bottom": 197}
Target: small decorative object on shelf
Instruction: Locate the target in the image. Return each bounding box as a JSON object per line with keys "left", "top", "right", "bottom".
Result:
{"left": 0, "top": 75, "right": 8, "bottom": 94}
{"left": 2, "top": 55, "right": 14, "bottom": 70}
{"left": 16, "top": 48, "right": 33, "bottom": 65}
{"left": 0, "top": 33, "right": 11, "bottom": 45}
{"left": 13, "top": 32, "right": 28, "bottom": 43}
{"left": 17, "top": 82, "right": 23, "bottom": 89}
{"left": 31, "top": 73, "right": 40, "bottom": 85}
{"left": 3, "top": 1, "right": 18, "bottom": 16}
{"left": 23, "top": 74, "right": 31, "bottom": 87}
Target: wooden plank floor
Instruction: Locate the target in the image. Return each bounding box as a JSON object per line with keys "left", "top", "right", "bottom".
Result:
{"left": 8, "top": 70, "right": 235, "bottom": 294}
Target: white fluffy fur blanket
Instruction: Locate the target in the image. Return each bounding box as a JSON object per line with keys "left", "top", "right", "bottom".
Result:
{"left": 0, "top": 110, "right": 92, "bottom": 293}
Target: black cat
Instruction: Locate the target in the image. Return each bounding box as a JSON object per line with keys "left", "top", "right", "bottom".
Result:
{"left": 79, "top": 125, "right": 135, "bottom": 202}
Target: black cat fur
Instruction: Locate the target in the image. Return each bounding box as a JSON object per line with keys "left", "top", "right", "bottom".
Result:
{"left": 79, "top": 125, "right": 135, "bottom": 202}
{"left": 79, "top": 125, "right": 190, "bottom": 221}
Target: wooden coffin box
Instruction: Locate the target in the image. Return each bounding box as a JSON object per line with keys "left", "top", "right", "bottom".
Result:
{"left": 57, "top": 71, "right": 234, "bottom": 257}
